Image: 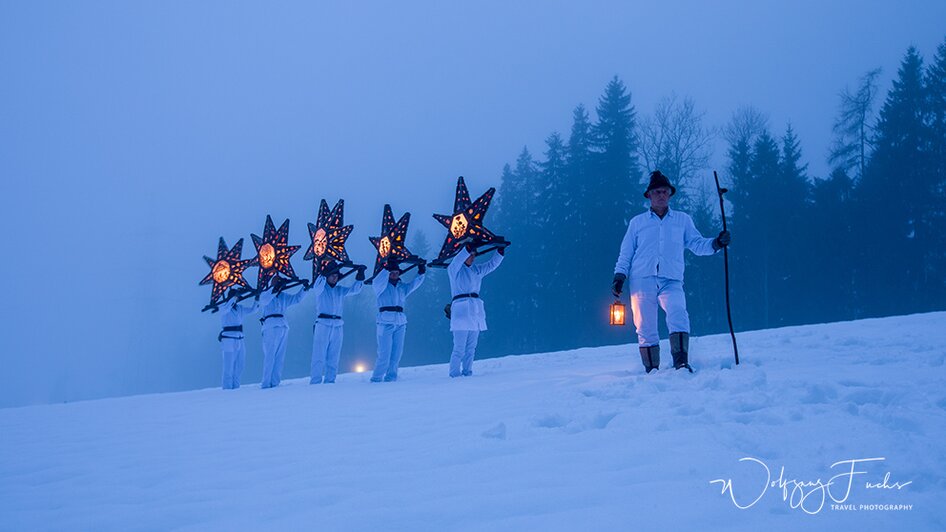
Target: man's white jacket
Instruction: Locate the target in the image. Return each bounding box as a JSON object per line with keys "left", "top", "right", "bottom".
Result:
{"left": 448, "top": 247, "right": 504, "bottom": 332}
{"left": 373, "top": 272, "right": 426, "bottom": 326}
{"left": 614, "top": 207, "right": 717, "bottom": 281}
{"left": 311, "top": 275, "right": 363, "bottom": 328}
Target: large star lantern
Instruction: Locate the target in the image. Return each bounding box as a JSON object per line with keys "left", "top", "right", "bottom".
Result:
{"left": 432, "top": 176, "right": 497, "bottom": 261}
{"left": 368, "top": 204, "right": 413, "bottom": 277}
{"left": 251, "top": 215, "right": 301, "bottom": 290}
{"left": 199, "top": 237, "right": 257, "bottom": 305}
{"left": 304, "top": 199, "right": 353, "bottom": 279}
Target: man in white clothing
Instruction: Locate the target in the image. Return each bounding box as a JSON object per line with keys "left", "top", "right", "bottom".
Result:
{"left": 612, "top": 170, "right": 730, "bottom": 373}
{"left": 218, "top": 289, "right": 259, "bottom": 390}
{"left": 447, "top": 243, "right": 505, "bottom": 377}
{"left": 257, "top": 277, "right": 310, "bottom": 389}
{"left": 370, "top": 260, "right": 426, "bottom": 382}
{"left": 310, "top": 263, "right": 365, "bottom": 384}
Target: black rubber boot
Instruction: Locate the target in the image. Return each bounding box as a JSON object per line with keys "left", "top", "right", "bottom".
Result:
{"left": 639, "top": 345, "right": 660, "bottom": 373}
{"left": 670, "top": 332, "right": 693, "bottom": 372}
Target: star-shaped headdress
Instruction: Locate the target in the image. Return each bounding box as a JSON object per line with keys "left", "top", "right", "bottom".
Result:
{"left": 251, "top": 215, "right": 301, "bottom": 290}
{"left": 304, "top": 199, "right": 353, "bottom": 279}
{"left": 432, "top": 176, "right": 497, "bottom": 261}
{"left": 368, "top": 204, "right": 413, "bottom": 277}
{"left": 199, "top": 237, "right": 257, "bottom": 305}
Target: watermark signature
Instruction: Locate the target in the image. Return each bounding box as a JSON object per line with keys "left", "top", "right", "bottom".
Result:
{"left": 710, "top": 457, "right": 912, "bottom": 514}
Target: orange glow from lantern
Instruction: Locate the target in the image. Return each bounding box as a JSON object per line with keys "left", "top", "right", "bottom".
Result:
{"left": 354, "top": 362, "right": 366, "bottom": 373}
{"left": 610, "top": 301, "right": 626, "bottom": 326}
{"left": 313, "top": 228, "right": 327, "bottom": 256}
{"left": 259, "top": 243, "right": 275, "bottom": 269}
{"left": 379, "top": 236, "right": 391, "bottom": 257}
{"left": 212, "top": 260, "right": 231, "bottom": 283}
{"left": 450, "top": 213, "right": 468, "bottom": 238}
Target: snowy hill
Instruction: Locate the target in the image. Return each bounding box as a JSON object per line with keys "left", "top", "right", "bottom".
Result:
{"left": 2, "top": 313, "right": 945, "bottom": 531}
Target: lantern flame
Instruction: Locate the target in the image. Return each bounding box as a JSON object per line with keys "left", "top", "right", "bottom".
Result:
{"left": 212, "top": 260, "right": 231, "bottom": 283}
{"left": 379, "top": 236, "right": 392, "bottom": 257}
{"left": 259, "top": 243, "right": 276, "bottom": 269}
{"left": 313, "top": 228, "right": 327, "bottom": 257}
{"left": 450, "top": 213, "right": 468, "bottom": 239}
{"left": 610, "top": 301, "right": 626, "bottom": 326}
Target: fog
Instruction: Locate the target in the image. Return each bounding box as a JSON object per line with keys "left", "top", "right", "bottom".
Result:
{"left": 2, "top": 1, "right": 944, "bottom": 407}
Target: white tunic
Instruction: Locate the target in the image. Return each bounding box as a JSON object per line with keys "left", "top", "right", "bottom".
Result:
{"left": 311, "top": 275, "right": 363, "bottom": 328}
{"left": 373, "top": 273, "right": 426, "bottom": 325}
{"left": 447, "top": 247, "right": 504, "bottom": 332}
{"left": 614, "top": 207, "right": 717, "bottom": 281}
{"left": 218, "top": 297, "right": 258, "bottom": 351}
{"left": 257, "top": 286, "right": 308, "bottom": 332}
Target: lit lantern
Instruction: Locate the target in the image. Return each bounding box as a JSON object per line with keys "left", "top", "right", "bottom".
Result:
{"left": 251, "top": 215, "right": 301, "bottom": 290}
{"left": 259, "top": 243, "right": 275, "bottom": 269}
{"left": 354, "top": 363, "right": 366, "bottom": 373}
{"left": 432, "top": 176, "right": 502, "bottom": 263}
{"left": 369, "top": 204, "right": 414, "bottom": 277}
{"left": 305, "top": 199, "right": 354, "bottom": 279}
{"left": 610, "top": 300, "right": 627, "bottom": 326}
{"left": 379, "top": 236, "right": 391, "bottom": 258}
{"left": 200, "top": 237, "right": 256, "bottom": 305}
{"left": 212, "top": 260, "right": 231, "bottom": 283}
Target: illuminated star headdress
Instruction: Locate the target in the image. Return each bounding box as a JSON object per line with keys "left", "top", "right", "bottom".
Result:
{"left": 199, "top": 237, "right": 257, "bottom": 305}
{"left": 304, "top": 199, "right": 353, "bottom": 279}
{"left": 432, "top": 176, "right": 499, "bottom": 263}
{"left": 251, "top": 215, "right": 301, "bottom": 290}
{"left": 368, "top": 204, "right": 413, "bottom": 277}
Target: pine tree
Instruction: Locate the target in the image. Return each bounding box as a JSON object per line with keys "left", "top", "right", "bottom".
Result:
{"left": 858, "top": 46, "right": 931, "bottom": 314}
{"left": 924, "top": 37, "right": 946, "bottom": 304}
{"left": 829, "top": 68, "right": 882, "bottom": 181}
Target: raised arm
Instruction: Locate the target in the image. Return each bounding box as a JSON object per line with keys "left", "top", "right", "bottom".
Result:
{"left": 311, "top": 275, "right": 327, "bottom": 297}
{"left": 284, "top": 285, "right": 309, "bottom": 306}
{"left": 404, "top": 272, "right": 426, "bottom": 296}
{"left": 344, "top": 279, "right": 364, "bottom": 298}
{"left": 471, "top": 250, "right": 503, "bottom": 277}
{"left": 448, "top": 247, "right": 470, "bottom": 276}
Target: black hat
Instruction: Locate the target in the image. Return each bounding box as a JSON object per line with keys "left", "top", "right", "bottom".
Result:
{"left": 320, "top": 260, "right": 341, "bottom": 276}
{"left": 644, "top": 170, "right": 676, "bottom": 198}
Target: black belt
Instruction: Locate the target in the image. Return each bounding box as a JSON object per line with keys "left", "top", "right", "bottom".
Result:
{"left": 260, "top": 313, "right": 284, "bottom": 324}
{"left": 379, "top": 306, "right": 404, "bottom": 313}
{"left": 218, "top": 325, "right": 243, "bottom": 341}
{"left": 452, "top": 292, "right": 479, "bottom": 301}
{"left": 318, "top": 313, "right": 342, "bottom": 320}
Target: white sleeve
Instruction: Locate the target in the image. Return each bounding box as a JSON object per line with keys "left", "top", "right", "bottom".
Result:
{"left": 404, "top": 273, "right": 425, "bottom": 296}
{"left": 311, "top": 275, "right": 327, "bottom": 296}
{"left": 472, "top": 251, "right": 503, "bottom": 277}
{"left": 614, "top": 219, "right": 637, "bottom": 276}
{"left": 683, "top": 215, "right": 717, "bottom": 257}
{"left": 344, "top": 280, "right": 364, "bottom": 297}
{"left": 448, "top": 247, "right": 470, "bottom": 276}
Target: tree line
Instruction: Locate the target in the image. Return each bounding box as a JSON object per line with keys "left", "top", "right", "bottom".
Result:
{"left": 333, "top": 38, "right": 946, "bottom": 371}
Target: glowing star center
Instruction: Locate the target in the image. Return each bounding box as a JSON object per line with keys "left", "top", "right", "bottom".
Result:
{"left": 450, "top": 213, "right": 468, "bottom": 239}
{"left": 212, "top": 260, "right": 231, "bottom": 283}
{"left": 259, "top": 243, "right": 276, "bottom": 269}
{"left": 313, "top": 228, "right": 328, "bottom": 257}
{"left": 379, "top": 236, "right": 392, "bottom": 257}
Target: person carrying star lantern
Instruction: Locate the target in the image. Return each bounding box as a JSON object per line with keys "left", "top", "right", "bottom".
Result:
{"left": 370, "top": 259, "right": 426, "bottom": 382}
{"left": 446, "top": 241, "right": 505, "bottom": 377}
{"left": 611, "top": 170, "right": 731, "bottom": 374}
{"left": 309, "top": 260, "right": 365, "bottom": 384}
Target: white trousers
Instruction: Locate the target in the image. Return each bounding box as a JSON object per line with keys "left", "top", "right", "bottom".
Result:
{"left": 629, "top": 276, "right": 690, "bottom": 347}
{"left": 373, "top": 323, "right": 407, "bottom": 381}
{"left": 221, "top": 341, "right": 246, "bottom": 390}
{"left": 311, "top": 323, "right": 344, "bottom": 384}
{"left": 261, "top": 326, "right": 288, "bottom": 389}
{"left": 450, "top": 330, "right": 479, "bottom": 377}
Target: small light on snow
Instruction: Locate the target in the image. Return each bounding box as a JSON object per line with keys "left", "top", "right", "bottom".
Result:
{"left": 354, "top": 363, "right": 366, "bottom": 373}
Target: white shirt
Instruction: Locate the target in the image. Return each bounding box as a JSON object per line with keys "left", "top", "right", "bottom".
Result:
{"left": 614, "top": 207, "right": 717, "bottom": 281}
{"left": 311, "top": 275, "right": 363, "bottom": 328}
{"left": 257, "top": 286, "right": 308, "bottom": 332}
{"left": 448, "top": 247, "right": 504, "bottom": 332}
{"left": 373, "top": 272, "right": 426, "bottom": 325}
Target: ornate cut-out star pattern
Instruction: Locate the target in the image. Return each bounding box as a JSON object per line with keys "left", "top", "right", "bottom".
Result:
{"left": 368, "top": 204, "right": 413, "bottom": 276}
{"left": 433, "top": 176, "right": 497, "bottom": 261}
{"left": 304, "top": 199, "right": 353, "bottom": 279}
{"left": 200, "top": 237, "right": 257, "bottom": 305}
{"left": 251, "top": 215, "right": 300, "bottom": 290}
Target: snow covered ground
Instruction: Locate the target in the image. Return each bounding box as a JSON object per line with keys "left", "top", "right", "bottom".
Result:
{"left": 2, "top": 312, "right": 945, "bottom": 531}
